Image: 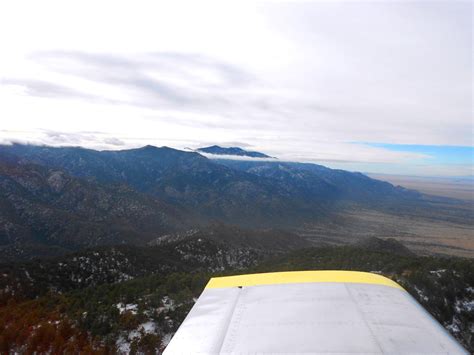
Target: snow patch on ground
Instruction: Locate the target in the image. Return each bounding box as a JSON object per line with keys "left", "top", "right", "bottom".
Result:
{"left": 455, "top": 299, "right": 474, "bottom": 313}
{"left": 446, "top": 318, "right": 461, "bottom": 333}
{"left": 140, "top": 321, "right": 156, "bottom": 334}
{"left": 116, "top": 336, "right": 130, "bottom": 354}
{"left": 429, "top": 269, "right": 447, "bottom": 277}
{"left": 414, "top": 286, "right": 429, "bottom": 301}
{"left": 157, "top": 296, "right": 175, "bottom": 313}
{"left": 115, "top": 321, "right": 158, "bottom": 354}
{"left": 116, "top": 303, "right": 138, "bottom": 314}
{"left": 24, "top": 270, "right": 33, "bottom": 282}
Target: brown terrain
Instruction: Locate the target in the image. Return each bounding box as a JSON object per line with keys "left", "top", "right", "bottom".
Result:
{"left": 368, "top": 174, "right": 474, "bottom": 201}
{"left": 300, "top": 208, "right": 473, "bottom": 258}
{"left": 300, "top": 174, "right": 474, "bottom": 258}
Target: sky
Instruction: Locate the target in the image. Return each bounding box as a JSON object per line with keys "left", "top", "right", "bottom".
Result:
{"left": 0, "top": 0, "right": 472, "bottom": 177}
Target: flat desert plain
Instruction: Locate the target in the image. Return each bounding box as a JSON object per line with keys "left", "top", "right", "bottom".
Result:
{"left": 301, "top": 174, "right": 474, "bottom": 258}
{"left": 368, "top": 174, "right": 474, "bottom": 201}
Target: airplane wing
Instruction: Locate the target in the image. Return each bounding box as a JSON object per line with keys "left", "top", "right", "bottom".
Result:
{"left": 164, "top": 270, "right": 467, "bottom": 354}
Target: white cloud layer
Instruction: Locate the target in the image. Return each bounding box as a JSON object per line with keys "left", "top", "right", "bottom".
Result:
{"left": 0, "top": 0, "right": 471, "bottom": 176}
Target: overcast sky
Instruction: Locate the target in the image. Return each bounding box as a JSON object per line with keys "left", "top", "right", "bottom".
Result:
{"left": 0, "top": 0, "right": 472, "bottom": 176}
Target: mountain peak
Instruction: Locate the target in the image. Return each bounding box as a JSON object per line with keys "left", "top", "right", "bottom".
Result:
{"left": 197, "top": 145, "right": 273, "bottom": 158}
{"left": 130, "top": 145, "right": 184, "bottom": 154}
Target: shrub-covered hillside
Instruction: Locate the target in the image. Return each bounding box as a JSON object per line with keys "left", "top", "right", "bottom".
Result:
{"left": 1, "top": 243, "right": 472, "bottom": 354}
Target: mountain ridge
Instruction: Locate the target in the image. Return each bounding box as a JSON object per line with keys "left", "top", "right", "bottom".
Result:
{"left": 1, "top": 143, "right": 468, "bottom": 261}
{"left": 0, "top": 158, "right": 191, "bottom": 260}
{"left": 197, "top": 145, "right": 274, "bottom": 158}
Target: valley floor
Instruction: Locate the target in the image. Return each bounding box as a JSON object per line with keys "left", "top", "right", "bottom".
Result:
{"left": 368, "top": 174, "right": 474, "bottom": 202}
{"left": 300, "top": 207, "right": 474, "bottom": 258}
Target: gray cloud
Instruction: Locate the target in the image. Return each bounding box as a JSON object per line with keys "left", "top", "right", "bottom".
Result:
{"left": 42, "top": 130, "right": 100, "bottom": 145}
{"left": 2, "top": 50, "right": 317, "bottom": 133}
{"left": 4, "top": 130, "right": 128, "bottom": 150}
{"left": 0, "top": 1, "right": 471, "bottom": 176}
{"left": 6, "top": 51, "right": 273, "bottom": 118}
{"left": 103, "top": 137, "right": 125, "bottom": 146}
{"left": 1, "top": 78, "right": 96, "bottom": 100}
{"left": 31, "top": 51, "right": 256, "bottom": 87}
{"left": 30, "top": 50, "right": 257, "bottom": 91}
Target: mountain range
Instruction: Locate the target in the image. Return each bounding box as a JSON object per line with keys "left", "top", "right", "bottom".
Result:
{"left": 0, "top": 143, "right": 467, "bottom": 261}
{"left": 197, "top": 145, "right": 273, "bottom": 158}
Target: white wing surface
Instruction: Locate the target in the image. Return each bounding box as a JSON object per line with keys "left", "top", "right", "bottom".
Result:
{"left": 164, "top": 270, "right": 467, "bottom": 354}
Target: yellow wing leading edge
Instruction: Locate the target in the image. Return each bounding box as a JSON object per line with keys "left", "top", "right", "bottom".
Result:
{"left": 205, "top": 270, "right": 405, "bottom": 290}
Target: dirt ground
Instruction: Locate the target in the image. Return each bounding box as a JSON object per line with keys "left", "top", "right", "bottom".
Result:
{"left": 299, "top": 208, "right": 474, "bottom": 258}
{"left": 368, "top": 174, "right": 474, "bottom": 201}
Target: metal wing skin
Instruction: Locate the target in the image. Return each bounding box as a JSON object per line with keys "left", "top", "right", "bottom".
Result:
{"left": 164, "top": 270, "right": 467, "bottom": 354}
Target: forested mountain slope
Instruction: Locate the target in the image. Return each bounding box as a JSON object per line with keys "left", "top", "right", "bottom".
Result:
{"left": 1, "top": 241, "right": 472, "bottom": 353}
{"left": 0, "top": 144, "right": 427, "bottom": 227}
{"left": 1, "top": 144, "right": 471, "bottom": 261}
{"left": 0, "top": 159, "right": 189, "bottom": 260}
